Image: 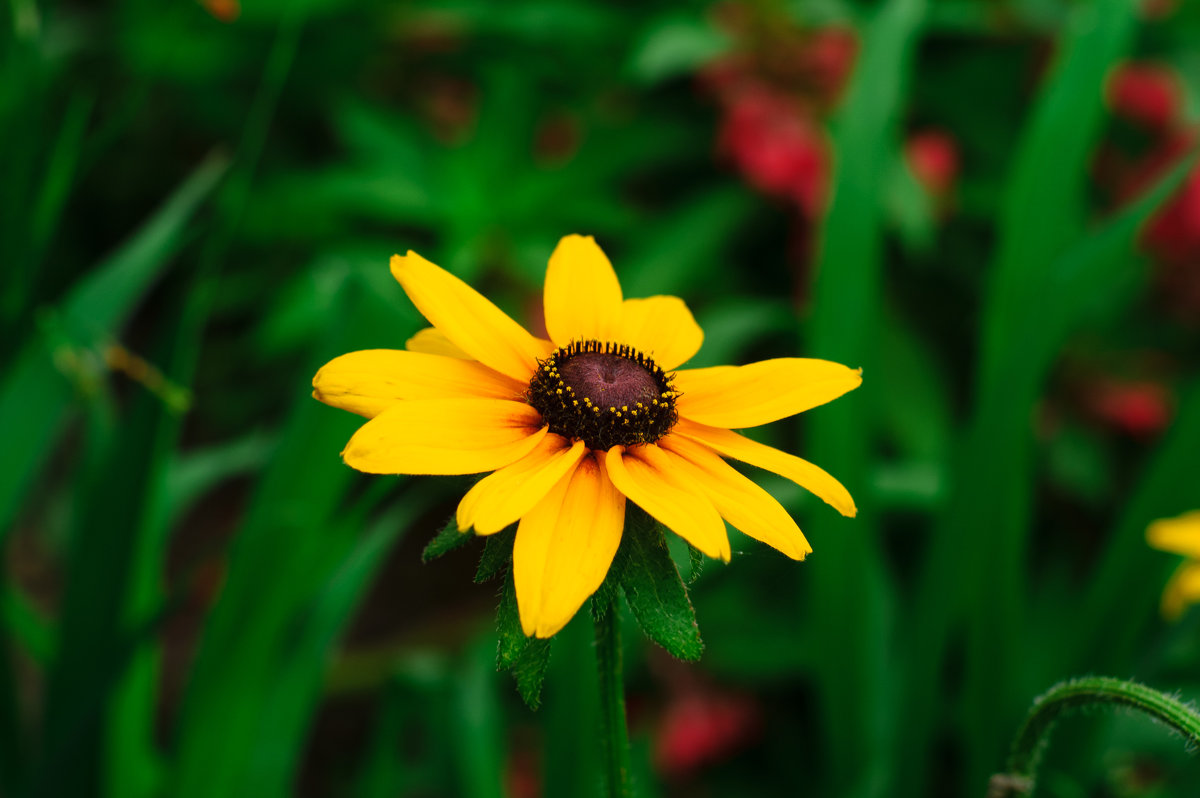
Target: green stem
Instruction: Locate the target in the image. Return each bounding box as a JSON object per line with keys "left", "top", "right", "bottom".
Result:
{"left": 595, "top": 602, "right": 632, "bottom": 798}
{"left": 990, "top": 676, "right": 1200, "bottom": 797}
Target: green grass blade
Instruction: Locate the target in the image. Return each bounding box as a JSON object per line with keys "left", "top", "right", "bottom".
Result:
{"left": 241, "top": 496, "right": 417, "bottom": 798}
{"left": 0, "top": 152, "right": 228, "bottom": 539}
{"left": 162, "top": 432, "right": 275, "bottom": 527}
{"left": 0, "top": 570, "right": 29, "bottom": 796}
{"left": 805, "top": 0, "right": 925, "bottom": 796}
{"left": 981, "top": 0, "right": 1138, "bottom": 380}
{"left": 29, "top": 93, "right": 94, "bottom": 268}
{"left": 1, "top": 582, "right": 54, "bottom": 667}
{"left": 453, "top": 639, "right": 505, "bottom": 798}
{"left": 104, "top": 3, "right": 309, "bottom": 785}
{"left": 901, "top": 3, "right": 1140, "bottom": 790}
{"left": 169, "top": 277, "right": 408, "bottom": 797}
{"left": 541, "top": 612, "right": 602, "bottom": 798}
{"left": 63, "top": 153, "right": 229, "bottom": 339}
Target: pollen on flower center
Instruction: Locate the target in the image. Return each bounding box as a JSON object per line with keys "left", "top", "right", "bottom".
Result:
{"left": 526, "top": 340, "right": 678, "bottom": 450}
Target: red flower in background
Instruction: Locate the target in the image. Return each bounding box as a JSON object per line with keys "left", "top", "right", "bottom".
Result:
{"left": 797, "top": 28, "right": 859, "bottom": 101}
{"left": 1100, "top": 59, "right": 1200, "bottom": 314}
{"left": 718, "top": 88, "right": 828, "bottom": 215}
{"left": 702, "top": 16, "right": 857, "bottom": 220}
{"left": 1139, "top": 0, "right": 1178, "bottom": 20}
{"left": 1087, "top": 378, "right": 1174, "bottom": 438}
{"left": 200, "top": 0, "right": 240, "bottom": 22}
{"left": 1106, "top": 63, "right": 1181, "bottom": 132}
{"left": 654, "top": 688, "right": 762, "bottom": 778}
{"left": 905, "top": 129, "right": 961, "bottom": 202}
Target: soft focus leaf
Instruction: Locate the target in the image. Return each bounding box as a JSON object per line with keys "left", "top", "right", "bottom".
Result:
{"left": 0, "top": 153, "right": 228, "bottom": 538}
{"left": 627, "top": 14, "right": 731, "bottom": 85}
{"left": 807, "top": 0, "right": 924, "bottom": 794}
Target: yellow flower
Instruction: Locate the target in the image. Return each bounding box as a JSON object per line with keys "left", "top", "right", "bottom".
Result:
{"left": 1147, "top": 510, "right": 1200, "bottom": 620}
{"left": 313, "top": 235, "right": 861, "bottom": 638}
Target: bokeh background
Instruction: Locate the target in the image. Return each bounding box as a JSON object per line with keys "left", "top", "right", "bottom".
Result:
{"left": 5, "top": 0, "right": 1200, "bottom": 795}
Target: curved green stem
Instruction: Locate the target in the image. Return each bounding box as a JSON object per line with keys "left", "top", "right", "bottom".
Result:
{"left": 990, "top": 676, "right": 1200, "bottom": 796}
{"left": 595, "top": 602, "right": 632, "bottom": 798}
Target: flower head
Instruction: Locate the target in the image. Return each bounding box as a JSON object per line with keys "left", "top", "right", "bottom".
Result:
{"left": 1146, "top": 510, "right": 1200, "bottom": 619}
{"left": 313, "top": 235, "right": 861, "bottom": 638}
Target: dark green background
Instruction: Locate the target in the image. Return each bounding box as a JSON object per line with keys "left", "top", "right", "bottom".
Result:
{"left": 4, "top": 0, "right": 1200, "bottom": 796}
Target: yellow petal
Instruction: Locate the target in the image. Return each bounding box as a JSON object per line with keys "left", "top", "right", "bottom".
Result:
{"left": 616, "top": 296, "right": 703, "bottom": 370}
{"left": 456, "top": 435, "right": 588, "bottom": 535}
{"left": 1161, "top": 561, "right": 1200, "bottom": 620}
{"left": 513, "top": 452, "right": 626, "bottom": 638}
{"left": 1146, "top": 510, "right": 1200, "bottom": 558}
{"left": 674, "top": 418, "right": 856, "bottom": 517}
{"left": 406, "top": 327, "right": 471, "bottom": 359}
{"left": 659, "top": 434, "right": 811, "bottom": 560}
{"left": 313, "top": 349, "right": 526, "bottom": 418}
{"left": 391, "top": 251, "right": 552, "bottom": 381}
{"left": 342, "top": 398, "right": 547, "bottom": 475}
{"left": 674, "top": 358, "right": 863, "bottom": 428}
{"left": 542, "top": 235, "right": 624, "bottom": 346}
{"left": 606, "top": 444, "right": 730, "bottom": 561}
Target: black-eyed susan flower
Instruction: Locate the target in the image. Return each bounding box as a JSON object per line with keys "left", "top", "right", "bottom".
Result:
{"left": 313, "top": 235, "right": 861, "bottom": 638}
{"left": 1146, "top": 510, "right": 1200, "bottom": 619}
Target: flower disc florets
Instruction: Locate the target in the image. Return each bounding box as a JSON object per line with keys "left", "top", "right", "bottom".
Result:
{"left": 526, "top": 340, "right": 678, "bottom": 450}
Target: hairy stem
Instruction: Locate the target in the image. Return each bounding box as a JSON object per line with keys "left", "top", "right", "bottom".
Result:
{"left": 990, "top": 676, "right": 1200, "bottom": 796}
{"left": 595, "top": 602, "right": 632, "bottom": 798}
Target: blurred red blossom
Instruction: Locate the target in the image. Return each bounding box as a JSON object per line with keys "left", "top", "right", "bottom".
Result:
{"left": 1144, "top": 149, "right": 1200, "bottom": 269}
{"left": 1139, "top": 0, "right": 1179, "bottom": 20}
{"left": 1087, "top": 378, "right": 1174, "bottom": 438}
{"left": 797, "top": 28, "right": 859, "bottom": 101}
{"left": 717, "top": 87, "right": 829, "bottom": 215}
{"left": 654, "top": 688, "right": 762, "bottom": 778}
{"left": 505, "top": 746, "right": 540, "bottom": 798}
{"left": 200, "top": 0, "right": 240, "bottom": 23}
{"left": 702, "top": 13, "right": 857, "bottom": 219}
{"left": 906, "top": 129, "right": 961, "bottom": 201}
{"left": 1098, "top": 60, "right": 1200, "bottom": 312}
{"left": 1106, "top": 62, "right": 1181, "bottom": 131}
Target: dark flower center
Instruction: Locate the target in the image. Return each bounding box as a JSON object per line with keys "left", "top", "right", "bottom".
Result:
{"left": 526, "top": 340, "right": 678, "bottom": 450}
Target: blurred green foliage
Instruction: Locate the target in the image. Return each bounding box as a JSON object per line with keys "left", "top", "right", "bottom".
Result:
{"left": 4, "top": 0, "right": 1200, "bottom": 796}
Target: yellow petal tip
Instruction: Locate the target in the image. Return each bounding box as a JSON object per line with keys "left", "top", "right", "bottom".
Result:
{"left": 389, "top": 251, "right": 421, "bottom": 281}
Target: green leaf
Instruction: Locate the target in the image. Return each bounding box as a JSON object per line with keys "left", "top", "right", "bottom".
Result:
{"left": 627, "top": 13, "right": 731, "bottom": 85}
{"left": 28, "top": 93, "right": 94, "bottom": 271}
{"left": 510, "top": 639, "right": 552, "bottom": 712}
{"left": 168, "top": 278, "right": 405, "bottom": 798}
{"left": 686, "top": 544, "right": 706, "bottom": 586}
{"left": 422, "top": 517, "right": 474, "bottom": 563}
{"left": 496, "top": 569, "right": 550, "bottom": 710}
{"left": 164, "top": 432, "right": 275, "bottom": 526}
{"left": 591, "top": 561, "right": 622, "bottom": 621}
{"left": 241, "top": 492, "right": 415, "bottom": 797}
{"left": 0, "top": 151, "right": 229, "bottom": 539}
{"left": 909, "top": 0, "right": 1143, "bottom": 789}
{"left": 805, "top": 0, "right": 925, "bottom": 793}
{"left": 617, "top": 520, "right": 702, "bottom": 661}
{"left": 1, "top": 582, "right": 54, "bottom": 666}
{"left": 496, "top": 569, "right": 527, "bottom": 671}
{"left": 475, "top": 527, "right": 515, "bottom": 584}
